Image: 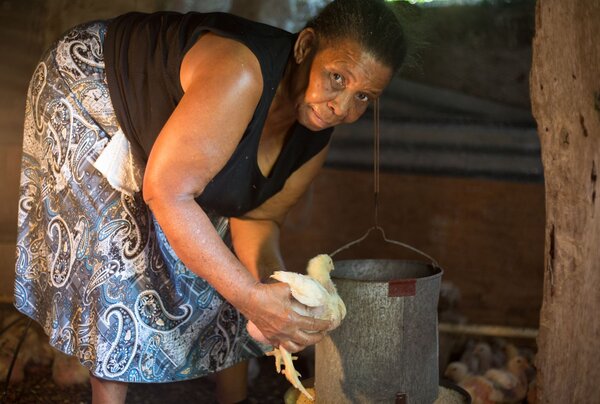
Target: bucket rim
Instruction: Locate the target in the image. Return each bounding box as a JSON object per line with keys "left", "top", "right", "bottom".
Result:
{"left": 331, "top": 258, "right": 444, "bottom": 282}
{"left": 439, "top": 380, "right": 472, "bottom": 403}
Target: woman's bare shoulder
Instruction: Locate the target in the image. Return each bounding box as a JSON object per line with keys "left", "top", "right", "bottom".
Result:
{"left": 144, "top": 33, "right": 265, "bottom": 202}
{"left": 180, "top": 31, "right": 263, "bottom": 94}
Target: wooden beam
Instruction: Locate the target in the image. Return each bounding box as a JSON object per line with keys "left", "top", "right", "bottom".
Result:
{"left": 439, "top": 322, "right": 538, "bottom": 339}
{"left": 530, "top": 0, "right": 600, "bottom": 401}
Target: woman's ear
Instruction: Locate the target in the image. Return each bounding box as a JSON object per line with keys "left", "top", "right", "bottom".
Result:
{"left": 294, "top": 28, "right": 317, "bottom": 64}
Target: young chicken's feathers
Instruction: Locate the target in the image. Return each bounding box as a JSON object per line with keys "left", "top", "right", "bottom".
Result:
{"left": 444, "top": 361, "right": 503, "bottom": 404}
{"left": 247, "top": 253, "right": 346, "bottom": 401}
{"left": 270, "top": 271, "right": 328, "bottom": 308}
{"left": 483, "top": 356, "right": 531, "bottom": 403}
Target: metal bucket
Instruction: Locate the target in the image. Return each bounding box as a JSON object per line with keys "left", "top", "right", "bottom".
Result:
{"left": 315, "top": 259, "right": 443, "bottom": 404}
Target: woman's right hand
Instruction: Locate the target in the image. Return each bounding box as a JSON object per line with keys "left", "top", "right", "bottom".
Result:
{"left": 241, "top": 282, "right": 331, "bottom": 353}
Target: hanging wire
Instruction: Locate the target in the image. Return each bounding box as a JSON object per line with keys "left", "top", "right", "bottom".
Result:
{"left": 329, "top": 98, "right": 439, "bottom": 267}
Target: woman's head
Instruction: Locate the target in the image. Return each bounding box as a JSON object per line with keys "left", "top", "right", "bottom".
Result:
{"left": 305, "top": 0, "right": 407, "bottom": 73}
{"left": 289, "top": 0, "right": 404, "bottom": 131}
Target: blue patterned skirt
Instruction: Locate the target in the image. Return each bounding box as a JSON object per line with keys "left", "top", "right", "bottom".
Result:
{"left": 14, "top": 21, "right": 263, "bottom": 383}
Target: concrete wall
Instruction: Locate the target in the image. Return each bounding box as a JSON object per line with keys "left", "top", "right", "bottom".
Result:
{"left": 281, "top": 168, "right": 544, "bottom": 328}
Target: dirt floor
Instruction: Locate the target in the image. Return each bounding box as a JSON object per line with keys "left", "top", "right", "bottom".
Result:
{"left": 0, "top": 304, "right": 294, "bottom": 404}
{"left": 2, "top": 359, "right": 291, "bottom": 404}
{"left": 0, "top": 301, "right": 537, "bottom": 404}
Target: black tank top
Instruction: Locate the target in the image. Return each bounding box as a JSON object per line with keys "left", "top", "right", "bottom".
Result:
{"left": 104, "top": 12, "right": 333, "bottom": 217}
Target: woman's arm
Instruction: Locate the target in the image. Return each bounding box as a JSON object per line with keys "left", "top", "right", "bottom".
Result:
{"left": 144, "top": 32, "right": 261, "bottom": 309}
{"left": 230, "top": 144, "right": 330, "bottom": 282}
{"left": 230, "top": 218, "right": 283, "bottom": 282}
{"left": 143, "top": 33, "right": 329, "bottom": 352}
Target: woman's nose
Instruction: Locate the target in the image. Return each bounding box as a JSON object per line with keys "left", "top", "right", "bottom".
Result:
{"left": 327, "top": 93, "right": 351, "bottom": 119}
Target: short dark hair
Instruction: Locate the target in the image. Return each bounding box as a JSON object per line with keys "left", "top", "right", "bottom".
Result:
{"left": 305, "top": 0, "right": 407, "bottom": 72}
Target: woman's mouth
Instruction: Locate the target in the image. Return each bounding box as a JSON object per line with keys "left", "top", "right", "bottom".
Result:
{"left": 310, "top": 108, "right": 330, "bottom": 128}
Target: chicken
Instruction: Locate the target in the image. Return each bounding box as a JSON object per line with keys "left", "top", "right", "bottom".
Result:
{"left": 460, "top": 340, "right": 495, "bottom": 374}
{"left": 483, "top": 356, "right": 531, "bottom": 403}
{"left": 504, "top": 342, "right": 521, "bottom": 361}
{"left": 501, "top": 341, "right": 537, "bottom": 384}
{"left": 443, "top": 361, "right": 470, "bottom": 384}
{"left": 247, "top": 254, "right": 346, "bottom": 401}
{"left": 444, "top": 361, "right": 504, "bottom": 404}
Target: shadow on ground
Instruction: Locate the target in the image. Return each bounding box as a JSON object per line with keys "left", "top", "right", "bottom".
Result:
{"left": 0, "top": 304, "right": 295, "bottom": 404}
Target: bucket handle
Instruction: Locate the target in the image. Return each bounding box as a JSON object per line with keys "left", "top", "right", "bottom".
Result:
{"left": 329, "top": 100, "right": 440, "bottom": 270}
{"left": 329, "top": 225, "right": 440, "bottom": 268}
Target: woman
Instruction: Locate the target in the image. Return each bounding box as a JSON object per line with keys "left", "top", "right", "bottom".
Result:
{"left": 15, "top": 0, "right": 406, "bottom": 402}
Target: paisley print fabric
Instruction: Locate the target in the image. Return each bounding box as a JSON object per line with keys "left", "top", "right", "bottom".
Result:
{"left": 15, "top": 21, "right": 264, "bottom": 382}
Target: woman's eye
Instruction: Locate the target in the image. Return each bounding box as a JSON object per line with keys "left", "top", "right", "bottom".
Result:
{"left": 331, "top": 72, "right": 344, "bottom": 87}
{"left": 356, "top": 93, "right": 369, "bottom": 102}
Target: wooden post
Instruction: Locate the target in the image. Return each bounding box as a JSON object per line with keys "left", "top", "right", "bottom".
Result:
{"left": 530, "top": 1, "right": 600, "bottom": 401}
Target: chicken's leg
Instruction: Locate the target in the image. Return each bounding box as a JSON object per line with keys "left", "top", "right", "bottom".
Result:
{"left": 266, "top": 347, "right": 313, "bottom": 401}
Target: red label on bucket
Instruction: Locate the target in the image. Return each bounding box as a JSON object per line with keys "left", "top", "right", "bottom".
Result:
{"left": 388, "top": 279, "right": 416, "bottom": 297}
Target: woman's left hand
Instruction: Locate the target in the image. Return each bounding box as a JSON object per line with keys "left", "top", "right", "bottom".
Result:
{"left": 241, "top": 281, "right": 330, "bottom": 353}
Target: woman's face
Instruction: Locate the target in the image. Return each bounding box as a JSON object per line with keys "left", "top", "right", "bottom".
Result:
{"left": 292, "top": 33, "right": 393, "bottom": 131}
